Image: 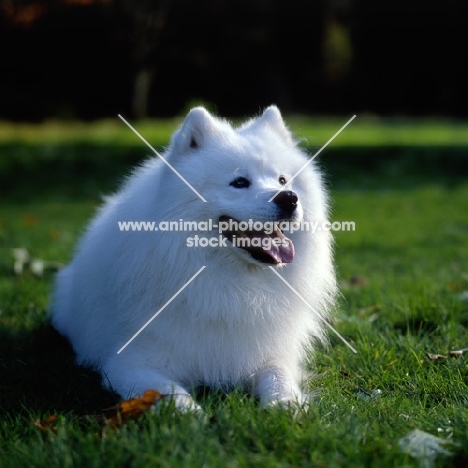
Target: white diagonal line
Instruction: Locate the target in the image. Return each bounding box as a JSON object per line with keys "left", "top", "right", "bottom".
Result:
{"left": 118, "top": 114, "right": 207, "bottom": 202}
{"left": 268, "top": 266, "right": 357, "bottom": 354}
{"left": 117, "top": 266, "right": 206, "bottom": 354}
{"left": 268, "top": 115, "right": 356, "bottom": 202}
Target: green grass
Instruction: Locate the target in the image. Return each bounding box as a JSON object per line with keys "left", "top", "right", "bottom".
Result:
{"left": 1, "top": 115, "right": 468, "bottom": 147}
{"left": 1, "top": 119, "right": 468, "bottom": 467}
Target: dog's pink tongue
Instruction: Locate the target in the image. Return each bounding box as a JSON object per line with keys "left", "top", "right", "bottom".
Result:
{"left": 267, "top": 235, "right": 295, "bottom": 264}
{"left": 258, "top": 228, "right": 294, "bottom": 264}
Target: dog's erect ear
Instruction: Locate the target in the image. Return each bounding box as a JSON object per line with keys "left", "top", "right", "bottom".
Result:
{"left": 257, "top": 106, "right": 294, "bottom": 145}
{"left": 175, "top": 107, "right": 216, "bottom": 151}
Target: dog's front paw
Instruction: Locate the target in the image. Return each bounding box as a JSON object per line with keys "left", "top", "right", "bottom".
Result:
{"left": 264, "top": 394, "right": 310, "bottom": 410}
{"left": 171, "top": 394, "right": 203, "bottom": 413}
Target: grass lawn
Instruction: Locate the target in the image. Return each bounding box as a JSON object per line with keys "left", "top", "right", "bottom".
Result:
{"left": 0, "top": 117, "right": 468, "bottom": 467}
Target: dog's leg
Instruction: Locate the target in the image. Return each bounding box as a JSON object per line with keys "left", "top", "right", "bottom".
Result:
{"left": 102, "top": 356, "right": 201, "bottom": 412}
{"left": 251, "top": 363, "right": 307, "bottom": 407}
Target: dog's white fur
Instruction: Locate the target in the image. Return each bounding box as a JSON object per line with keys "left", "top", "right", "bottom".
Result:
{"left": 51, "top": 106, "right": 337, "bottom": 410}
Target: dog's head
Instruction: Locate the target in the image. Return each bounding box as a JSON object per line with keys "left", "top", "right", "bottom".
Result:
{"left": 166, "top": 106, "right": 327, "bottom": 266}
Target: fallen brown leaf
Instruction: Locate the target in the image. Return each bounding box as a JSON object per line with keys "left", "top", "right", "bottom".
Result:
{"left": 32, "top": 390, "right": 169, "bottom": 435}
{"left": 104, "top": 389, "right": 167, "bottom": 426}
{"left": 31, "top": 415, "right": 58, "bottom": 432}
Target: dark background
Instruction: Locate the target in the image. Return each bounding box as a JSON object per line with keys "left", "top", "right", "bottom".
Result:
{"left": 1, "top": 0, "right": 467, "bottom": 121}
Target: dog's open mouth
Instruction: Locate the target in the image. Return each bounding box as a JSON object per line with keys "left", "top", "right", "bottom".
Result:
{"left": 219, "top": 216, "right": 295, "bottom": 264}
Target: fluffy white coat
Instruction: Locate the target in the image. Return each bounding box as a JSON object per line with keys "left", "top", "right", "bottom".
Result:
{"left": 51, "top": 106, "right": 337, "bottom": 410}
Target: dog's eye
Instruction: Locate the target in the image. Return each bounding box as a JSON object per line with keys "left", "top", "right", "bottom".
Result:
{"left": 230, "top": 177, "right": 251, "bottom": 189}
{"left": 279, "top": 176, "right": 287, "bottom": 185}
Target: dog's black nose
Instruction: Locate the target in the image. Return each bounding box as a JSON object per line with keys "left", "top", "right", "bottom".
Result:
{"left": 273, "top": 190, "right": 298, "bottom": 217}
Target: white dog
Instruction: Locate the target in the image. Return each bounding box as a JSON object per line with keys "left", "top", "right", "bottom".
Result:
{"left": 51, "top": 106, "right": 337, "bottom": 410}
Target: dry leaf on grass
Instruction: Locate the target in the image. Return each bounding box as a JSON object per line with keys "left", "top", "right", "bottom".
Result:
{"left": 449, "top": 347, "right": 468, "bottom": 357}
{"left": 104, "top": 389, "right": 167, "bottom": 426}
{"left": 32, "top": 390, "right": 167, "bottom": 434}
{"left": 12, "top": 247, "right": 64, "bottom": 277}
{"left": 426, "top": 353, "right": 447, "bottom": 361}
{"left": 426, "top": 348, "right": 468, "bottom": 361}
{"left": 398, "top": 428, "right": 454, "bottom": 467}
{"left": 31, "top": 415, "right": 58, "bottom": 432}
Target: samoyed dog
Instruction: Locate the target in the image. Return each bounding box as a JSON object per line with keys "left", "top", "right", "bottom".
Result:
{"left": 51, "top": 106, "right": 337, "bottom": 410}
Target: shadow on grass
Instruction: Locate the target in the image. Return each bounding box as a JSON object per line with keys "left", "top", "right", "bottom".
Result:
{"left": 0, "top": 321, "right": 250, "bottom": 418}
{"left": 0, "top": 322, "right": 119, "bottom": 418}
